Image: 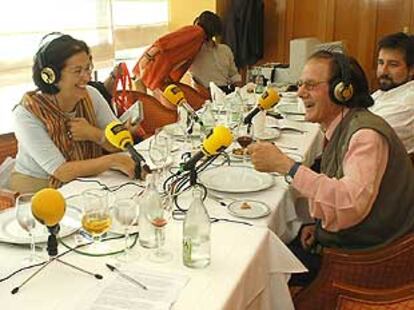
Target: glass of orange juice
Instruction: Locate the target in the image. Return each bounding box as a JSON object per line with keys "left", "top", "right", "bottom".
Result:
{"left": 81, "top": 189, "right": 112, "bottom": 252}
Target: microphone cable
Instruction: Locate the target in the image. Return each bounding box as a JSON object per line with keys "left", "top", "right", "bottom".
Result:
{"left": 0, "top": 232, "right": 137, "bottom": 284}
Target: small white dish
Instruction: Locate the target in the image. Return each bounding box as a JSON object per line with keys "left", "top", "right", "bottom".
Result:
{"left": 285, "top": 152, "right": 304, "bottom": 163}
{"left": 228, "top": 200, "right": 271, "bottom": 219}
{"left": 229, "top": 147, "right": 250, "bottom": 161}
{"left": 277, "top": 103, "right": 305, "bottom": 115}
{"left": 163, "top": 124, "right": 201, "bottom": 137}
{"left": 255, "top": 128, "right": 281, "bottom": 140}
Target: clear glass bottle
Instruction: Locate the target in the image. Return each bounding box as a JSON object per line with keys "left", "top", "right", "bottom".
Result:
{"left": 183, "top": 186, "right": 211, "bottom": 268}
{"left": 138, "top": 174, "right": 160, "bottom": 248}
{"left": 200, "top": 100, "right": 216, "bottom": 136}
{"left": 226, "top": 89, "right": 243, "bottom": 127}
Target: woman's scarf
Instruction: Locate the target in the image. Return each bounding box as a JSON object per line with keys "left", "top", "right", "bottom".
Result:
{"left": 22, "top": 91, "right": 103, "bottom": 188}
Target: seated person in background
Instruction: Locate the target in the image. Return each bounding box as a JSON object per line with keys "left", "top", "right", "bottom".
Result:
{"left": 87, "top": 64, "right": 121, "bottom": 108}
{"left": 10, "top": 33, "right": 136, "bottom": 193}
{"left": 248, "top": 50, "right": 414, "bottom": 287}
{"left": 369, "top": 32, "right": 414, "bottom": 154}
{"left": 132, "top": 11, "right": 224, "bottom": 109}
{"left": 88, "top": 64, "right": 145, "bottom": 143}
{"left": 189, "top": 12, "right": 241, "bottom": 95}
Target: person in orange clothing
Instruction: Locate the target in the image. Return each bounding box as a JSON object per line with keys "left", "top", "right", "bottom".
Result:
{"left": 132, "top": 11, "right": 222, "bottom": 109}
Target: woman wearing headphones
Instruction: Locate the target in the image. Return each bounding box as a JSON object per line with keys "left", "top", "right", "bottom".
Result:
{"left": 9, "top": 34, "right": 136, "bottom": 193}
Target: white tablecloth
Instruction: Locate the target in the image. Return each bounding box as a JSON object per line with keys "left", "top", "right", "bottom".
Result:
{"left": 0, "top": 120, "right": 322, "bottom": 310}
{"left": 0, "top": 224, "right": 305, "bottom": 310}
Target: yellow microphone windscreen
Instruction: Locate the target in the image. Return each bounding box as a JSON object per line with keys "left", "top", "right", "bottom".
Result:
{"left": 202, "top": 126, "right": 233, "bottom": 155}
{"left": 258, "top": 88, "right": 280, "bottom": 110}
{"left": 104, "top": 121, "right": 133, "bottom": 150}
{"left": 32, "top": 188, "right": 66, "bottom": 227}
{"left": 163, "top": 84, "right": 184, "bottom": 106}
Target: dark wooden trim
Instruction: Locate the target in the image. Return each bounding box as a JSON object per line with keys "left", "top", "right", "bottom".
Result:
{"left": 0, "top": 133, "right": 17, "bottom": 164}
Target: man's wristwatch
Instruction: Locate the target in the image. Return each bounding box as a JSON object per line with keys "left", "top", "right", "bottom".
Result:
{"left": 284, "top": 162, "right": 302, "bottom": 184}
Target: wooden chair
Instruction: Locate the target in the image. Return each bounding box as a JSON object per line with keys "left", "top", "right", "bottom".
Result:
{"left": 334, "top": 283, "right": 414, "bottom": 310}
{"left": 175, "top": 82, "right": 208, "bottom": 111}
{"left": 189, "top": 78, "right": 211, "bottom": 101}
{"left": 0, "top": 133, "right": 18, "bottom": 210}
{"left": 293, "top": 233, "right": 414, "bottom": 310}
{"left": 0, "top": 133, "right": 17, "bottom": 165}
{"left": 409, "top": 152, "right": 414, "bottom": 167}
{"left": 116, "top": 90, "right": 177, "bottom": 138}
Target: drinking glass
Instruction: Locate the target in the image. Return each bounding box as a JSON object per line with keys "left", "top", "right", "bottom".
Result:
{"left": 113, "top": 191, "right": 139, "bottom": 262}
{"left": 146, "top": 192, "right": 173, "bottom": 263}
{"left": 16, "top": 193, "right": 44, "bottom": 263}
{"left": 236, "top": 124, "right": 254, "bottom": 165}
{"left": 149, "top": 130, "right": 171, "bottom": 188}
{"left": 81, "top": 189, "right": 112, "bottom": 253}
{"left": 177, "top": 106, "right": 194, "bottom": 152}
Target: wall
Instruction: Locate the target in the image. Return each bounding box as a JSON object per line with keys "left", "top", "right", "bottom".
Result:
{"left": 168, "top": 0, "right": 216, "bottom": 31}
{"left": 262, "top": 0, "right": 414, "bottom": 88}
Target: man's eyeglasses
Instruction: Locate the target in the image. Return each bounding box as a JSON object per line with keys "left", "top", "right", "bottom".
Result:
{"left": 64, "top": 63, "right": 94, "bottom": 77}
{"left": 296, "top": 79, "right": 328, "bottom": 91}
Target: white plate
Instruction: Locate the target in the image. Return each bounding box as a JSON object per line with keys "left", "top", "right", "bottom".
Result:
{"left": 255, "top": 128, "right": 280, "bottom": 140}
{"left": 110, "top": 221, "right": 139, "bottom": 235}
{"left": 164, "top": 124, "right": 201, "bottom": 137}
{"left": 199, "top": 166, "right": 274, "bottom": 193}
{"left": 228, "top": 200, "right": 271, "bottom": 219}
{"left": 228, "top": 147, "right": 250, "bottom": 161}
{"left": 277, "top": 103, "right": 305, "bottom": 115}
{"left": 0, "top": 206, "right": 81, "bottom": 244}
{"left": 285, "top": 152, "right": 304, "bottom": 163}
{"left": 285, "top": 114, "right": 306, "bottom": 122}
{"left": 147, "top": 156, "right": 174, "bottom": 170}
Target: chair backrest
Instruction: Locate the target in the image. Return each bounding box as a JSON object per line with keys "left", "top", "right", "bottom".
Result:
{"left": 118, "top": 90, "right": 177, "bottom": 138}
{"left": 175, "top": 82, "right": 208, "bottom": 111}
{"left": 334, "top": 283, "right": 414, "bottom": 310}
{"left": 190, "top": 78, "right": 211, "bottom": 100}
{"left": 0, "top": 133, "right": 17, "bottom": 165}
{"left": 294, "top": 233, "right": 414, "bottom": 310}
{"left": 0, "top": 134, "right": 18, "bottom": 210}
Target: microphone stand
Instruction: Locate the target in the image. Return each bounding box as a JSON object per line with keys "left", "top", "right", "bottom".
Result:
{"left": 11, "top": 225, "right": 102, "bottom": 294}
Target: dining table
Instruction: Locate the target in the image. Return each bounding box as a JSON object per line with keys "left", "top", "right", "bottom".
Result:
{"left": 0, "top": 105, "right": 323, "bottom": 309}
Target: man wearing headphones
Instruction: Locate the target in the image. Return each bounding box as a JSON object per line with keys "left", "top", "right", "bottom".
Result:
{"left": 248, "top": 50, "right": 414, "bottom": 286}
{"left": 369, "top": 32, "right": 414, "bottom": 155}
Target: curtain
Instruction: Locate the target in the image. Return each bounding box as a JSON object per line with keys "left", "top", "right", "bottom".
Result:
{"left": 0, "top": 0, "right": 113, "bottom": 87}
{"left": 112, "top": 0, "right": 168, "bottom": 51}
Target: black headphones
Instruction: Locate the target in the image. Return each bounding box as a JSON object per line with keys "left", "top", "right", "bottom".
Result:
{"left": 36, "top": 32, "right": 64, "bottom": 85}
{"left": 328, "top": 52, "right": 354, "bottom": 105}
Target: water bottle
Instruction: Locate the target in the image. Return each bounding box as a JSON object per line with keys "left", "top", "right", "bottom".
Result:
{"left": 226, "top": 90, "right": 243, "bottom": 127}
{"left": 183, "top": 186, "right": 211, "bottom": 268}
{"left": 200, "top": 100, "right": 216, "bottom": 136}
{"left": 138, "top": 174, "right": 160, "bottom": 248}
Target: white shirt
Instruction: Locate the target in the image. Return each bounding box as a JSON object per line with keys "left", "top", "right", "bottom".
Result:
{"left": 189, "top": 42, "right": 241, "bottom": 88}
{"left": 370, "top": 80, "right": 414, "bottom": 154}
{"left": 13, "top": 86, "right": 117, "bottom": 179}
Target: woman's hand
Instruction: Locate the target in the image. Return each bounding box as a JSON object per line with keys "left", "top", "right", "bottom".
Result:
{"left": 108, "top": 154, "right": 136, "bottom": 178}
{"left": 67, "top": 117, "right": 97, "bottom": 142}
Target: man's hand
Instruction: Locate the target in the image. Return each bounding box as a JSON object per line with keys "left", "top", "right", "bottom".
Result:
{"left": 247, "top": 141, "right": 295, "bottom": 174}
{"left": 300, "top": 224, "right": 316, "bottom": 250}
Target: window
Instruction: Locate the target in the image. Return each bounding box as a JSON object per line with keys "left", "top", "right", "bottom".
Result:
{"left": 112, "top": 0, "right": 168, "bottom": 54}
{"left": 0, "top": 0, "right": 168, "bottom": 134}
